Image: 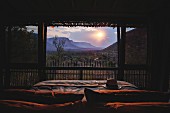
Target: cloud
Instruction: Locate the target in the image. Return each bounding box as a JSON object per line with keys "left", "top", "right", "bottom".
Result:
{"left": 69, "top": 27, "right": 117, "bottom": 48}
{"left": 27, "top": 26, "right": 118, "bottom": 48}
{"left": 47, "top": 26, "right": 117, "bottom": 47}
{"left": 26, "top": 26, "right": 38, "bottom": 33}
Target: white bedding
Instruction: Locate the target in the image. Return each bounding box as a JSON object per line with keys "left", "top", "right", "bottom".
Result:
{"left": 32, "top": 80, "right": 138, "bottom": 94}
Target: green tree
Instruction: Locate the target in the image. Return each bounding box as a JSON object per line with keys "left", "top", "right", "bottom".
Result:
{"left": 8, "top": 26, "right": 38, "bottom": 63}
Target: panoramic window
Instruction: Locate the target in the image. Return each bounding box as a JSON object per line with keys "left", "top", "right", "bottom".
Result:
{"left": 9, "top": 26, "right": 38, "bottom": 63}
{"left": 46, "top": 26, "right": 118, "bottom": 68}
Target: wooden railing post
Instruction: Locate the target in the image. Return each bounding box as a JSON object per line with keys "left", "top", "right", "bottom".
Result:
{"left": 79, "top": 69, "right": 83, "bottom": 80}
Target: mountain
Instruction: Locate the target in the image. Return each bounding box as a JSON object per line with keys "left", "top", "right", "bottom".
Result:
{"left": 102, "top": 42, "right": 117, "bottom": 52}
{"left": 46, "top": 37, "right": 101, "bottom": 51}
{"left": 74, "top": 42, "right": 96, "bottom": 48}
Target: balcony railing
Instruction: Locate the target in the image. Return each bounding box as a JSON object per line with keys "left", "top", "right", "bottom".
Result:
{"left": 46, "top": 57, "right": 118, "bottom": 67}
{"left": 1, "top": 63, "right": 153, "bottom": 90}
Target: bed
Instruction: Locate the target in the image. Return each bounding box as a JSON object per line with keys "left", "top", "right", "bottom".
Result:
{"left": 0, "top": 80, "right": 170, "bottom": 113}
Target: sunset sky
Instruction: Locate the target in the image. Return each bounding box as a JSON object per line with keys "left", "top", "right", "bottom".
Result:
{"left": 27, "top": 26, "right": 133, "bottom": 48}
{"left": 47, "top": 27, "right": 117, "bottom": 48}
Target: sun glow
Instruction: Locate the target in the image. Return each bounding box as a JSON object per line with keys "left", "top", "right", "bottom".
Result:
{"left": 97, "top": 32, "right": 104, "bottom": 38}
{"left": 95, "top": 31, "right": 106, "bottom": 42}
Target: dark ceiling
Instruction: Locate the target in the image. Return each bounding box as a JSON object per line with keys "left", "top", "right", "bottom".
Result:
{"left": 0, "top": 0, "right": 169, "bottom": 26}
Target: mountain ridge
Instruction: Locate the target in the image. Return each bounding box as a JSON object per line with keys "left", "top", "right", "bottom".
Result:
{"left": 46, "top": 37, "right": 102, "bottom": 51}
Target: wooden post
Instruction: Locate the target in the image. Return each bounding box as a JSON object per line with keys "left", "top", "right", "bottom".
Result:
{"left": 117, "top": 25, "right": 126, "bottom": 80}
{"left": 43, "top": 25, "right": 47, "bottom": 80}
{"left": 44, "top": 25, "right": 47, "bottom": 67}
{"left": 80, "top": 69, "right": 83, "bottom": 80}
{"left": 159, "top": 20, "right": 170, "bottom": 92}
{"left": 4, "top": 26, "right": 11, "bottom": 88}
{"left": 0, "top": 25, "right": 5, "bottom": 89}
{"left": 146, "top": 24, "right": 152, "bottom": 89}
{"left": 149, "top": 21, "right": 161, "bottom": 91}
{"left": 0, "top": 26, "right": 3, "bottom": 89}
{"left": 38, "top": 22, "right": 46, "bottom": 82}
{"left": 117, "top": 26, "right": 121, "bottom": 80}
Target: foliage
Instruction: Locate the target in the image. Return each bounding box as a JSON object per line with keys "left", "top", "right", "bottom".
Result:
{"left": 46, "top": 50, "right": 117, "bottom": 67}
{"left": 8, "top": 26, "right": 38, "bottom": 63}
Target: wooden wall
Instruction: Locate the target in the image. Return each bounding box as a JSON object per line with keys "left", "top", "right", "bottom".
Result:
{"left": 148, "top": 10, "right": 170, "bottom": 91}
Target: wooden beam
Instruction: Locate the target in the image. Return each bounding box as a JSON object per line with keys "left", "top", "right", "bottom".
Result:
{"left": 111, "top": 0, "right": 118, "bottom": 9}
{"left": 71, "top": 0, "right": 76, "bottom": 9}
{"left": 93, "top": 0, "right": 97, "bottom": 9}
{"left": 5, "top": 0, "right": 17, "bottom": 12}
{"left": 38, "top": 22, "right": 46, "bottom": 81}
{"left": 46, "top": 0, "right": 54, "bottom": 10}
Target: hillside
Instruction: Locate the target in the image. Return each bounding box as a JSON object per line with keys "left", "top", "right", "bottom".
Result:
{"left": 46, "top": 37, "right": 102, "bottom": 51}
{"left": 102, "top": 42, "right": 117, "bottom": 52}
